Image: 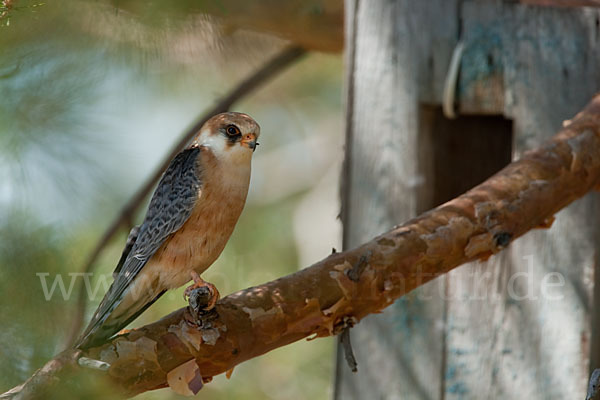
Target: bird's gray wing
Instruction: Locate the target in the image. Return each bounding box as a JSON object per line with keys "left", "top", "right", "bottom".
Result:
{"left": 76, "top": 146, "right": 202, "bottom": 348}
{"left": 113, "top": 225, "right": 140, "bottom": 278}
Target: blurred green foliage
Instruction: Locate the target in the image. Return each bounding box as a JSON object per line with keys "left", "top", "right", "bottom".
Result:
{"left": 0, "top": 211, "right": 69, "bottom": 388}
{"left": 0, "top": 0, "right": 342, "bottom": 398}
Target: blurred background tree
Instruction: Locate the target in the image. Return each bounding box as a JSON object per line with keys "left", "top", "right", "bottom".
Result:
{"left": 0, "top": 1, "right": 344, "bottom": 398}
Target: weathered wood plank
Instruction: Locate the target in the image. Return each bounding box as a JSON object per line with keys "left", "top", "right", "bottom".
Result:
{"left": 336, "top": 1, "right": 458, "bottom": 399}
{"left": 338, "top": 0, "right": 600, "bottom": 399}
{"left": 521, "top": 0, "right": 600, "bottom": 8}
{"left": 443, "top": 3, "right": 600, "bottom": 399}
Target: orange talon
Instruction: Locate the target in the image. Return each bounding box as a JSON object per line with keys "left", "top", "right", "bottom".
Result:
{"left": 184, "top": 271, "right": 220, "bottom": 311}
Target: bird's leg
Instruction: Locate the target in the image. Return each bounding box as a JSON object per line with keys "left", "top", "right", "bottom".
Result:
{"left": 184, "top": 271, "right": 220, "bottom": 312}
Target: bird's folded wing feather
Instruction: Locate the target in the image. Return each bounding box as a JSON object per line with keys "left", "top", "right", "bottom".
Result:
{"left": 113, "top": 225, "right": 140, "bottom": 278}
{"left": 76, "top": 146, "right": 203, "bottom": 347}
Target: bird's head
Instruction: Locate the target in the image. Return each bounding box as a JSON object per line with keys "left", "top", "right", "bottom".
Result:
{"left": 194, "top": 112, "right": 260, "bottom": 164}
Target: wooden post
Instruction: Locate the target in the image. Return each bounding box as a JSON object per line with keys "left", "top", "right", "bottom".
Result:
{"left": 337, "top": 1, "right": 600, "bottom": 398}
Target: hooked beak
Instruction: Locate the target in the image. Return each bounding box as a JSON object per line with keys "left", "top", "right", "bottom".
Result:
{"left": 241, "top": 133, "right": 259, "bottom": 152}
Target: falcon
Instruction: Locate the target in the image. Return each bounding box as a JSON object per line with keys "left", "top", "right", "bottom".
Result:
{"left": 75, "top": 112, "right": 260, "bottom": 349}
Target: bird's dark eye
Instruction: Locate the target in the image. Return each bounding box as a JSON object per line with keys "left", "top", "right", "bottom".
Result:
{"left": 226, "top": 125, "right": 241, "bottom": 136}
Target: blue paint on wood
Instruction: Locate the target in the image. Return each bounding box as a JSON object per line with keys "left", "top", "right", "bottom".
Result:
{"left": 447, "top": 381, "right": 469, "bottom": 396}
{"left": 458, "top": 24, "right": 504, "bottom": 97}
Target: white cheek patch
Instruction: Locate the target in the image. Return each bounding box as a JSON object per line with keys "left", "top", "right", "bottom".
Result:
{"left": 199, "top": 131, "right": 252, "bottom": 165}
{"left": 198, "top": 131, "right": 227, "bottom": 155}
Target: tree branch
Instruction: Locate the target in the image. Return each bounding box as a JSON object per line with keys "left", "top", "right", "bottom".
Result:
{"left": 64, "top": 45, "right": 307, "bottom": 349}
{"left": 187, "top": 0, "right": 344, "bottom": 52}
{"left": 7, "top": 94, "right": 600, "bottom": 398}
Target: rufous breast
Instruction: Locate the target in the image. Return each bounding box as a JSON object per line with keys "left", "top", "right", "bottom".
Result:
{"left": 150, "top": 146, "right": 251, "bottom": 288}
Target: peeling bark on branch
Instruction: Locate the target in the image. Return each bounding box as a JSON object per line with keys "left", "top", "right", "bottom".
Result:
{"left": 5, "top": 95, "right": 600, "bottom": 399}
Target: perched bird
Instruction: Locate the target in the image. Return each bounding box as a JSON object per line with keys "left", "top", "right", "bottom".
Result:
{"left": 75, "top": 112, "right": 260, "bottom": 349}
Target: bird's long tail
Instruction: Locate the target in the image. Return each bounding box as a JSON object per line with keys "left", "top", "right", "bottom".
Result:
{"left": 74, "top": 284, "right": 165, "bottom": 350}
